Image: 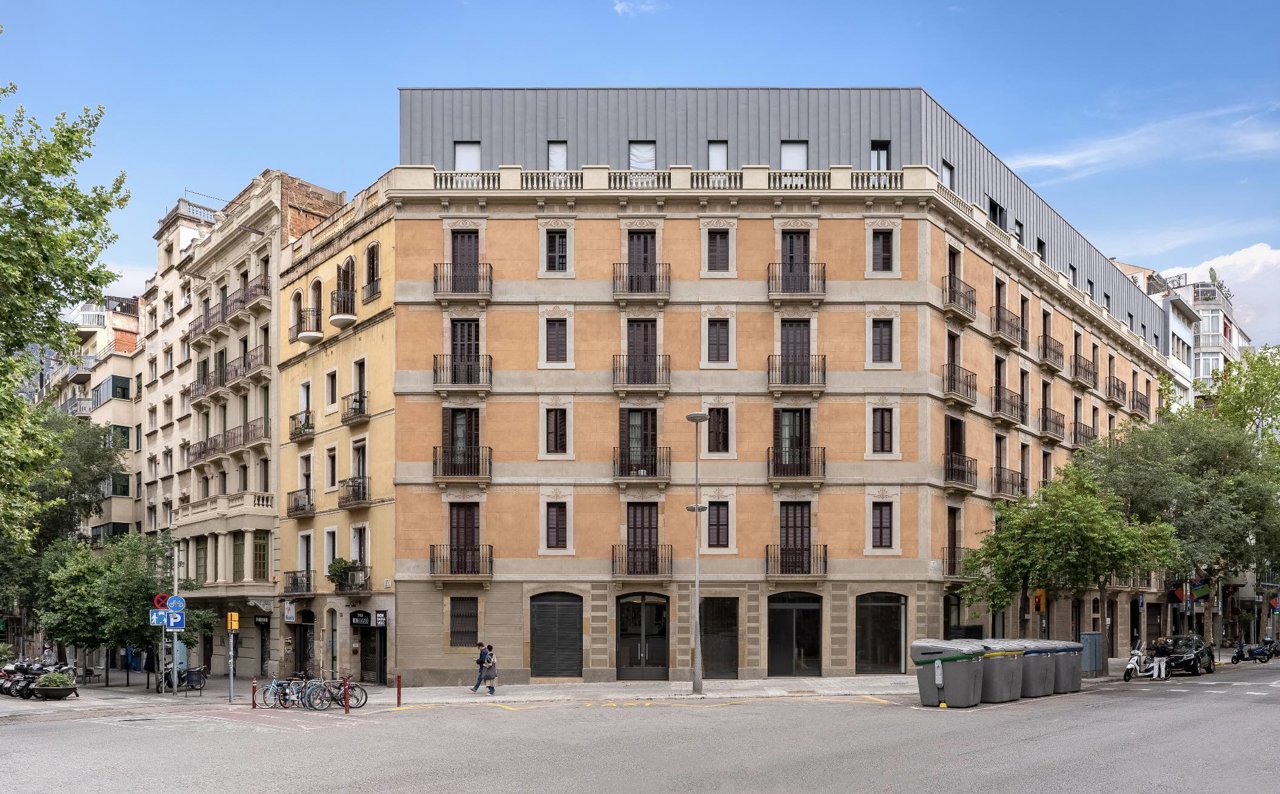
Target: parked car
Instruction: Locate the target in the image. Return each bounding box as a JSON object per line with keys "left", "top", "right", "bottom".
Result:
{"left": 1167, "top": 634, "right": 1215, "bottom": 675}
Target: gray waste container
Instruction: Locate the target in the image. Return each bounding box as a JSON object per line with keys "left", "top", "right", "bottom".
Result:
{"left": 1019, "top": 641, "right": 1057, "bottom": 697}
{"left": 1052, "top": 641, "right": 1084, "bottom": 693}
{"left": 979, "top": 639, "right": 1026, "bottom": 703}
{"left": 911, "top": 639, "right": 985, "bottom": 708}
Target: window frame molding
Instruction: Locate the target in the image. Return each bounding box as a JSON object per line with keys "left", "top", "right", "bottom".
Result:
{"left": 538, "top": 486, "right": 575, "bottom": 556}
{"left": 537, "top": 305, "right": 575, "bottom": 370}
{"left": 865, "top": 307, "right": 902, "bottom": 370}
{"left": 537, "top": 395, "right": 575, "bottom": 461}
{"left": 700, "top": 396, "right": 737, "bottom": 460}
{"left": 700, "top": 487, "right": 737, "bottom": 554}
{"left": 864, "top": 217, "right": 903, "bottom": 279}
{"left": 699, "top": 217, "right": 737, "bottom": 278}
{"left": 700, "top": 305, "right": 737, "bottom": 369}
{"left": 864, "top": 486, "right": 902, "bottom": 555}
{"left": 537, "top": 217, "right": 576, "bottom": 279}
{"left": 865, "top": 398, "right": 902, "bottom": 461}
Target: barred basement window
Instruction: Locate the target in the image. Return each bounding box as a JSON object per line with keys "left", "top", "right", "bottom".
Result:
{"left": 450, "top": 597, "right": 479, "bottom": 647}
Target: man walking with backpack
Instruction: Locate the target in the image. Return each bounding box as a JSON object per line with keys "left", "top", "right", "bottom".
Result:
{"left": 469, "top": 642, "right": 489, "bottom": 693}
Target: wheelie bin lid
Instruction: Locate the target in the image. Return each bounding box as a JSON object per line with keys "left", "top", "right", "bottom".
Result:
{"left": 1018, "top": 640, "right": 1057, "bottom": 656}
{"left": 911, "top": 639, "right": 986, "bottom": 666}
{"left": 981, "top": 639, "right": 1027, "bottom": 657}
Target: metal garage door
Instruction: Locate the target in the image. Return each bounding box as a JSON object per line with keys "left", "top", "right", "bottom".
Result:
{"left": 530, "top": 593, "right": 583, "bottom": 677}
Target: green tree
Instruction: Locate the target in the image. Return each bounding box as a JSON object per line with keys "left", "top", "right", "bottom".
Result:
{"left": 1203, "top": 345, "right": 1280, "bottom": 444}
{"left": 39, "top": 543, "right": 107, "bottom": 652}
{"left": 29, "top": 409, "right": 126, "bottom": 547}
{"left": 961, "top": 467, "right": 1180, "bottom": 636}
{"left": 1075, "top": 410, "right": 1280, "bottom": 641}
{"left": 0, "top": 364, "right": 61, "bottom": 548}
{"left": 97, "top": 533, "right": 173, "bottom": 655}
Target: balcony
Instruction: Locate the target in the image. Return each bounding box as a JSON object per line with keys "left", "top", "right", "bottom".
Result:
{"left": 59, "top": 396, "right": 91, "bottom": 416}
{"left": 333, "top": 565, "right": 372, "bottom": 594}
{"left": 521, "top": 170, "right": 584, "bottom": 190}
{"left": 432, "top": 262, "right": 492, "bottom": 306}
{"left": 363, "top": 279, "right": 381, "bottom": 303}
{"left": 1038, "top": 336, "right": 1064, "bottom": 372}
{"left": 766, "top": 446, "right": 826, "bottom": 489}
{"left": 767, "top": 262, "right": 826, "bottom": 307}
{"left": 189, "top": 434, "right": 225, "bottom": 465}
{"left": 429, "top": 545, "right": 494, "bottom": 581}
{"left": 1071, "top": 423, "right": 1097, "bottom": 448}
{"left": 767, "top": 354, "right": 827, "bottom": 397}
{"left": 219, "top": 425, "right": 243, "bottom": 455}
{"left": 611, "top": 544, "right": 673, "bottom": 579}
{"left": 243, "top": 417, "right": 271, "bottom": 449}
{"left": 341, "top": 391, "right": 370, "bottom": 425}
{"left": 942, "top": 363, "right": 977, "bottom": 407}
{"left": 613, "top": 447, "right": 671, "bottom": 489}
{"left": 612, "top": 262, "right": 670, "bottom": 306}
{"left": 992, "top": 467, "right": 1027, "bottom": 501}
{"left": 612, "top": 354, "right": 670, "bottom": 398}
{"left": 283, "top": 570, "right": 314, "bottom": 596}
{"left": 991, "top": 306, "right": 1023, "bottom": 349}
{"left": 769, "top": 170, "right": 831, "bottom": 190}
{"left": 1131, "top": 391, "right": 1151, "bottom": 419}
{"left": 435, "top": 171, "right": 500, "bottom": 190}
{"left": 1040, "top": 407, "right": 1065, "bottom": 444}
{"left": 245, "top": 274, "right": 271, "bottom": 312}
{"left": 765, "top": 545, "right": 828, "bottom": 578}
{"left": 991, "top": 385, "right": 1026, "bottom": 426}
{"left": 338, "top": 476, "right": 372, "bottom": 509}
{"left": 290, "top": 308, "right": 323, "bottom": 345}
{"left": 330, "top": 289, "right": 357, "bottom": 329}
{"left": 1105, "top": 376, "right": 1128, "bottom": 407}
{"left": 190, "top": 367, "right": 224, "bottom": 403}
{"left": 942, "top": 546, "right": 969, "bottom": 580}
{"left": 238, "top": 345, "right": 270, "bottom": 385}
{"left": 68, "top": 356, "right": 96, "bottom": 384}
{"left": 432, "top": 354, "right": 492, "bottom": 397}
{"left": 222, "top": 290, "right": 246, "bottom": 327}
{"left": 941, "top": 275, "right": 976, "bottom": 323}
{"left": 433, "top": 446, "right": 492, "bottom": 487}
{"left": 289, "top": 410, "right": 315, "bottom": 442}
{"left": 1070, "top": 355, "right": 1098, "bottom": 390}
{"left": 943, "top": 453, "right": 977, "bottom": 493}
{"left": 286, "top": 488, "right": 315, "bottom": 518}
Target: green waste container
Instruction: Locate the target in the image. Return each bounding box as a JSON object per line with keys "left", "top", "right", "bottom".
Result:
{"left": 979, "top": 639, "right": 1026, "bottom": 703}
{"left": 911, "top": 639, "right": 985, "bottom": 708}
{"left": 1019, "top": 640, "right": 1057, "bottom": 698}
{"left": 1052, "top": 641, "right": 1084, "bottom": 693}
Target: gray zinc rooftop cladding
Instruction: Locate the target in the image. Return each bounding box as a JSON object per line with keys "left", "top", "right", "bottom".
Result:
{"left": 399, "top": 87, "right": 1166, "bottom": 354}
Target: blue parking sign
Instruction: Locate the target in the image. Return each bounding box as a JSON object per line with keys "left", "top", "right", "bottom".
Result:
{"left": 166, "top": 611, "right": 186, "bottom": 630}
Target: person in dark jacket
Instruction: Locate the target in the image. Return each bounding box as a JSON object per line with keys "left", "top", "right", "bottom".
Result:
{"left": 1152, "top": 636, "right": 1171, "bottom": 680}
{"left": 469, "top": 642, "right": 489, "bottom": 693}
{"left": 480, "top": 644, "right": 497, "bottom": 695}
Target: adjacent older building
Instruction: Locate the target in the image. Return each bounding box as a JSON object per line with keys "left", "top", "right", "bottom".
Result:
{"left": 273, "top": 88, "right": 1173, "bottom": 685}
{"left": 1114, "top": 262, "right": 1198, "bottom": 408}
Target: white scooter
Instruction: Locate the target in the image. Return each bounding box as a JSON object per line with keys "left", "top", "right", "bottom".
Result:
{"left": 1124, "top": 641, "right": 1159, "bottom": 681}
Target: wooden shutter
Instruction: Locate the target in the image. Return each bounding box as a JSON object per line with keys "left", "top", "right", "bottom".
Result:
{"left": 873, "top": 408, "right": 892, "bottom": 454}
{"left": 872, "top": 229, "right": 893, "bottom": 272}
{"left": 545, "top": 502, "right": 567, "bottom": 549}
{"left": 707, "top": 229, "right": 729, "bottom": 271}
{"left": 546, "top": 408, "right": 566, "bottom": 454}
{"left": 872, "top": 319, "right": 893, "bottom": 363}
{"left": 708, "top": 407, "right": 729, "bottom": 453}
{"left": 872, "top": 502, "right": 893, "bottom": 548}
{"left": 545, "top": 229, "right": 567, "bottom": 272}
{"left": 546, "top": 318, "right": 567, "bottom": 363}
{"left": 707, "top": 501, "right": 729, "bottom": 547}
{"left": 707, "top": 318, "right": 729, "bottom": 363}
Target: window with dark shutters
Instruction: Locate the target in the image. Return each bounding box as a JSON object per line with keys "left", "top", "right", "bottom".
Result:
{"left": 872, "top": 229, "right": 894, "bottom": 272}
{"left": 450, "top": 597, "right": 478, "bottom": 646}
{"left": 546, "top": 408, "right": 567, "bottom": 454}
{"left": 872, "top": 319, "right": 894, "bottom": 363}
{"left": 708, "top": 407, "right": 730, "bottom": 453}
{"left": 707, "top": 228, "right": 730, "bottom": 271}
{"left": 872, "top": 407, "right": 893, "bottom": 453}
{"left": 872, "top": 502, "right": 893, "bottom": 548}
{"left": 546, "top": 318, "right": 567, "bottom": 363}
{"left": 707, "top": 318, "right": 730, "bottom": 363}
{"left": 707, "top": 501, "right": 729, "bottom": 547}
{"left": 546, "top": 501, "right": 567, "bottom": 549}
{"left": 546, "top": 229, "right": 567, "bottom": 272}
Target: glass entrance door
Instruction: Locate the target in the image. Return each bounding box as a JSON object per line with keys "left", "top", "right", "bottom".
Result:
{"left": 767, "top": 592, "right": 821, "bottom": 676}
{"left": 617, "top": 593, "right": 669, "bottom": 680}
{"left": 855, "top": 592, "right": 906, "bottom": 674}
{"left": 701, "top": 597, "right": 739, "bottom": 679}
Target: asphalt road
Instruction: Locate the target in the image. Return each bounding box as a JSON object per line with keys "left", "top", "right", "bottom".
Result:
{"left": 3, "top": 662, "right": 1279, "bottom": 793}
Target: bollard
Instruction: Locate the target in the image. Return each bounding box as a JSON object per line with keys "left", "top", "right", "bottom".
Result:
{"left": 251, "top": 677, "right": 257, "bottom": 709}
{"left": 396, "top": 674, "right": 402, "bottom": 707}
{"left": 343, "top": 677, "right": 350, "bottom": 715}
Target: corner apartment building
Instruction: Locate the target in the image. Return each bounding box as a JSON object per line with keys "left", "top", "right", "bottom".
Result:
{"left": 1171, "top": 276, "right": 1252, "bottom": 396}
{"left": 277, "top": 88, "right": 1173, "bottom": 685}
{"left": 174, "top": 171, "right": 343, "bottom": 678}
{"left": 1115, "top": 262, "right": 1198, "bottom": 407}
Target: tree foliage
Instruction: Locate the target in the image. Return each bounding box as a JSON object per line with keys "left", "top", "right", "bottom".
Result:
{"left": 1203, "top": 345, "right": 1280, "bottom": 446}
{"left": 39, "top": 543, "right": 107, "bottom": 650}
{"left": 960, "top": 467, "right": 1179, "bottom": 614}
{"left": 0, "top": 363, "right": 60, "bottom": 548}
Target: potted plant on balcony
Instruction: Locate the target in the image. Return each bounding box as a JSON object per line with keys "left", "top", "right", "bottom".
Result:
{"left": 33, "top": 671, "right": 79, "bottom": 700}
{"left": 327, "top": 558, "right": 359, "bottom": 589}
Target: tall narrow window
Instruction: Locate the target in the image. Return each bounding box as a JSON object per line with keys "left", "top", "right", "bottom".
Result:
{"left": 707, "top": 407, "right": 730, "bottom": 453}
{"left": 706, "top": 228, "right": 730, "bottom": 272}
{"left": 872, "top": 319, "right": 894, "bottom": 363}
{"left": 707, "top": 501, "right": 729, "bottom": 548}
{"left": 940, "top": 160, "right": 954, "bottom": 190}
{"left": 326, "top": 448, "right": 337, "bottom": 488}
{"left": 1014, "top": 220, "right": 1025, "bottom": 245}
{"left": 545, "top": 229, "right": 568, "bottom": 272}
{"left": 987, "top": 198, "right": 1006, "bottom": 230}
{"left": 545, "top": 318, "right": 567, "bottom": 363}
{"left": 545, "top": 502, "right": 567, "bottom": 549}
{"left": 707, "top": 318, "right": 730, "bottom": 363}
{"left": 871, "top": 229, "right": 894, "bottom": 272}
{"left": 871, "top": 502, "right": 893, "bottom": 549}
{"left": 872, "top": 407, "right": 893, "bottom": 454}
{"left": 454, "top": 142, "right": 480, "bottom": 171}
{"left": 1068, "top": 264, "right": 1078, "bottom": 286}
{"left": 707, "top": 140, "right": 728, "bottom": 170}
{"left": 545, "top": 408, "right": 567, "bottom": 454}
{"left": 870, "top": 140, "right": 890, "bottom": 170}
{"left": 547, "top": 141, "right": 567, "bottom": 171}
{"left": 1036, "top": 238, "right": 1047, "bottom": 261}
{"left": 450, "top": 597, "right": 479, "bottom": 646}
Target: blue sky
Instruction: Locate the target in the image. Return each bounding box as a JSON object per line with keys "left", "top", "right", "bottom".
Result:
{"left": 4, "top": 1, "right": 1279, "bottom": 339}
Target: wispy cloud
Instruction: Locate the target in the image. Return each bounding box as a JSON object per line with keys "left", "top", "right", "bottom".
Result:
{"left": 613, "top": 0, "right": 658, "bottom": 14}
{"left": 1093, "top": 217, "right": 1280, "bottom": 260}
{"left": 1007, "top": 104, "right": 1280, "bottom": 183}
{"left": 1161, "top": 243, "right": 1280, "bottom": 344}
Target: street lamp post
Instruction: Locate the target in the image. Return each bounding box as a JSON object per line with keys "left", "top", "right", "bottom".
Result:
{"left": 686, "top": 411, "right": 709, "bottom": 695}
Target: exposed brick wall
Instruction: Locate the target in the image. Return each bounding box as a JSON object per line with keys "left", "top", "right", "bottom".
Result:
{"left": 281, "top": 174, "right": 345, "bottom": 240}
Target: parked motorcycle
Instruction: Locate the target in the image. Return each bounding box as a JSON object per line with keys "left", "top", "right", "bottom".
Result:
{"left": 156, "top": 664, "right": 207, "bottom": 693}
{"left": 1231, "top": 640, "right": 1272, "bottom": 664}
{"left": 1124, "top": 642, "right": 1159, "bottom": 681}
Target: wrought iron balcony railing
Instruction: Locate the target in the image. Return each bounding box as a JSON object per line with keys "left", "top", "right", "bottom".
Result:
{"left": 611, "top": 544, "right": 673, "bottom": 577}
{"left": 766, "top": 544, "right": 828, "bottom": 577}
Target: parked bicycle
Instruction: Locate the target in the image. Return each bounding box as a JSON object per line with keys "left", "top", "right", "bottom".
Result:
{"left": 303, "top": 671, "right": 368, "bottom": 710}
{"left": 156, "top": 664, "right": 207, "bottom": 693}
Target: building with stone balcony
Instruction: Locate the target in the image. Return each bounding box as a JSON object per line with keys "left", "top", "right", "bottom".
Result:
{"left": 174, "top": 171, "right": 343, "bottom": 678}
{"left": 276, "top": 88, "right": 1174, "bottom": 685}
{"left": 1114, "top": 262, "right": 1198, "bottom": 408}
